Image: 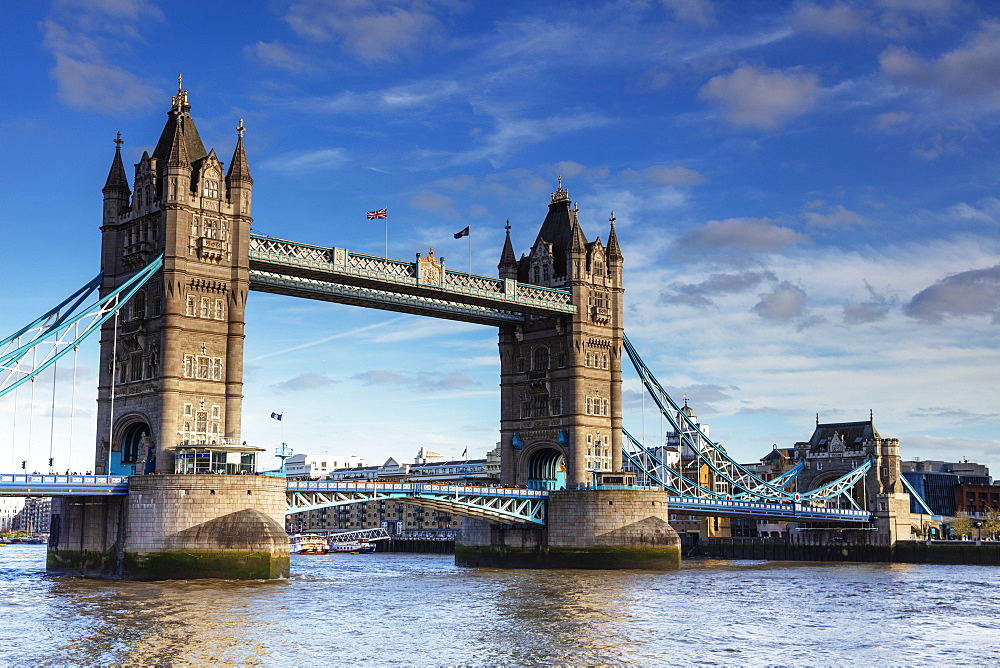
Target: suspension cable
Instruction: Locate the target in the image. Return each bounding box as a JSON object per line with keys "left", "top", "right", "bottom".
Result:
{"left": 69, "top": 338, "right": 78, "bottom": 474}
{"left": 48, "top": 359, "right": 57, "bottom": 473}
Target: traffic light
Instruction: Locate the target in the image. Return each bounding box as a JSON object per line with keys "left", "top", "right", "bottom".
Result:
{"left": 49, "top": 458, "right": 54, "bottom": 467}
{"left": 20, "top": 461, "right": 26, "bottom": 470}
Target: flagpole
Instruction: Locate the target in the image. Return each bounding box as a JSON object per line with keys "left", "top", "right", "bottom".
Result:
{"left": 384, "top": 215, "right": 388, "bottom": 259}
{"left": 467, "top": 224, "right": 472, "bottom": 276}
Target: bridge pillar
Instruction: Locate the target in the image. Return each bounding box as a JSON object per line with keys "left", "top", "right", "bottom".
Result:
{"left": 455, "top": 489, "right": 680, "bottom": 569}
{"left": 47, "top": 476, "right": 288, "bottom": 580}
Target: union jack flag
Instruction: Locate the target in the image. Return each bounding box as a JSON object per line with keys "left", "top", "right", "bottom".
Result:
{"left": 367, "top": 208, "right": 387, "bottom": 220}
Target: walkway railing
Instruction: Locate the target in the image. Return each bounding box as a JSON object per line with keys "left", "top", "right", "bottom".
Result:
{"left": 248, "top": 234, "right": 576, "bottom": 324}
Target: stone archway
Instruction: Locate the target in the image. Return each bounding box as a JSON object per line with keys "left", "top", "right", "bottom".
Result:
{"left": 526, "top": 446, "right": 566, "bottom": 490}
{"left": 114, "top": 421, "right": 152, "bottom": 475}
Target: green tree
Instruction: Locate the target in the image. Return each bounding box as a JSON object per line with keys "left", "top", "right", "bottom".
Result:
{"left": 982, "top": 507, "right": 1000, "bottom": 540}
{"left": 949, "top": 512, "right": 974, "bottom": 538}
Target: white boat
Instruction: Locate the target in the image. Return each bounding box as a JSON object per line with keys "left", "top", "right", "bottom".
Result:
{"left": 329, "top": 539, "right": 376, "bottom": 554}
{"left": 290, "top": 534, "right": 329, "bottom": 555}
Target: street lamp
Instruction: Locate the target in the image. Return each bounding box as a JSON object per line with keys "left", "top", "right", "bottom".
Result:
{"left": 975, "top": 521, "right": 983, "bottom": 541}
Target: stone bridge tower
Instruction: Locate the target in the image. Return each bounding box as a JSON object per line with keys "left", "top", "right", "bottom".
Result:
{"left": 498, "top": 180, "right": 624, "bottom": 489}
{"left": 95, "top": 80, "right": 253, "bottom": 474}
{"left": 792, "top": 416, "right": 912, "bottom": 542}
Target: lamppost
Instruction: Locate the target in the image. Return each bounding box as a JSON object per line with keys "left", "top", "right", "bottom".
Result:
{"left": 975, "top": 521, "right": 983, "bottom": 542}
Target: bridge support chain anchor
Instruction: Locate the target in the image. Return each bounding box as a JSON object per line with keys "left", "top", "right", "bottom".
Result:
{"left": 47, "top": 476, "right": 290, "bottom": 580}
{"left": 455, "top": 489, "right": 681, "bottom": 570}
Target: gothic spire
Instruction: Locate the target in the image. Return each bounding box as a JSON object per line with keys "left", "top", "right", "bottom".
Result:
{"left": 606, "top": 211, "right": 622, "bottom": 262}
{"left": 151, "top": 75, "right": 207, "bottom": 169}
{"left": 165, "top": 114, "right": 190, "bottom": 168}
{"left": 226, "top": 118, "right": 253, "bottom": 187}
{"left": 102, "top": 131, "right": 131, "bottom": 197}
{"left": 568, "top": 211, "right": 587, "bottom": 254}
{"left": 498, "top": 220, "right": 518, "bottom": 280}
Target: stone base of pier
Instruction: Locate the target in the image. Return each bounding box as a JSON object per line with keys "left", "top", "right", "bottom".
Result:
{"left": 455, "top": 489, "right": 681, "bottom": 570}
{"left": 47, "top": 475, "right": 290, "bottom": 580}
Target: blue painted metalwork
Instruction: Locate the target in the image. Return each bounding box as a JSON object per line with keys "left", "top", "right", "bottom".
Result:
{"left": 285, "top": 480, "right": 548, "bottom": 525}
{"left": 0, "top": 474, "right": 129, "bottom": 496}
{"left": 622, "top": 334, "right": 874, "bottom": 508}
{"left": 898, "top": 474, "right": 936, "bottom": 516}
{"left": 1, "top": 255, "right": 164, "bottom": 397}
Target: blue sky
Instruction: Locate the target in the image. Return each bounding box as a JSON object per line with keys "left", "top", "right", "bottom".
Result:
{"left": 1, "top": 0, "right": 998, "bottom": 477}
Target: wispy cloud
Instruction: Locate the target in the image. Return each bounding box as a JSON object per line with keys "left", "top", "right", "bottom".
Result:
{"left": 42, "top": 0, "right": 162, "bottom": 113}
{"left": 351, "top": 369, "right": 479, "bottom": 392}
{"left": 675, "top": 218, "right": 809, "bottom": 256}
{"left": 272, "top": 373, "right": 336, "bottom": 393}
{"left": 248, "top": 316, "right": 410, "bottom": 362}
{"left": 258, "top": 148, "right": 349, "bottom": 172}
{"left": 282, "top": 0, "right": 450, "bottom": 63}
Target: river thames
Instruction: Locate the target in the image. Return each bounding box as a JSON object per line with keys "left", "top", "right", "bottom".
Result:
{"left": 1, "top": 545, "right": 998, "bottom": 665}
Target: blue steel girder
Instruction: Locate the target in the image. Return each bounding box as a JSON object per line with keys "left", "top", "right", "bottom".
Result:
{"left": 624, "top": 335, "right": 791, "bottom": 500}
{"left": 285, "top": 481, "right": 548, "bottom": 525}
{"left": 622, "top": 428, "right": 720, "bottom": 497}
{"left": 248, "top": 234, "right": 576, "bottom": 323}
{"left": 1, "top": 255, "right": 164, "bottom": 398}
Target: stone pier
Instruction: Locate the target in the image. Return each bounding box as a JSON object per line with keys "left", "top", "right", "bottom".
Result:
{"left": 455, "top": 489, "right": 681, "bottom": 569}
{"left": 47, "top": 475, "right": 289, "bottom": 580}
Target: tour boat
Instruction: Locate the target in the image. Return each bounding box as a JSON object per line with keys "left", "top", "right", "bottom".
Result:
{"left": 290, "top": 534, "right": 329, "bottom": 555}
{"left": 328, "top": 539, "right": 376, "bottom": 554}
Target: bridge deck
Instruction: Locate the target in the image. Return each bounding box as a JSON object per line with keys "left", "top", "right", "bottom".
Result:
{"left": 248, "top": 235, "right": 576, "bottom": 325}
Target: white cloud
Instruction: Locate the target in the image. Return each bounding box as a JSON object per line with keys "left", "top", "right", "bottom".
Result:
{"left": 258, "top": 148, "right": 349, "bottom": 172}
{"left": 698, "top": 64, "right": 821, "bottom": 129}
{"left": 662, "top": 0, "right": 716, "bottom": 28}
{"left": 793, "top": 2, "right": 874, "bottom": 37}
{"left": 41, "top": 4, "right": 161, "bottom": 114}
{"left": 675, "top": 217, "right": 809, "bottom": 255}
{"left": 283, "top": 0, "right": 447, "bottom": 63}
{"left": 752, "top": 281, "right": 809, "bottom": 322}
{"left": 643, "top": 165, "right": 707, "bottom": 186}
{"left": 879, "top": 22, "right": 1000, "bottom": 113}
{"left": 904, "top": 264, "right": 1000, "bottom": 323}
{"left": 244, "top": 41, "right": 311, "bottom": 73}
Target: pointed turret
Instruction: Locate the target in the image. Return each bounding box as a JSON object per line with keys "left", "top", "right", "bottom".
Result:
{"left": 525, "top": 177, "right": 582, "bottom": 279}
{"left": 103, "top": 132, "right": 131, "bottom": 222}
{"left": 152, "top": 75, "right": 207, "bottom": 173}
{"left": 226, "top": 119, "right": 253, "bottom": 187}
{"left": 606, "top": 212, "right": 623, "bottom": 263}
{"left": 103, "top": 132, "right": 131, "bottom": 196}
{"left": 226, "top": 119, "right": 254, "bottom": 217}
{"left": 498, "top": 220, "right": 518, "bottom": 280}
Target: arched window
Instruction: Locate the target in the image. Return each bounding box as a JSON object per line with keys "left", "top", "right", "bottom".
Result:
{"left": 200, "top": 297, "right": 210, "bottom": 318}
{"left": 215, "top": 299, "right": 225, "bottom": 320}
{"left": 186, "top": 296, "right": 196, "bottom": 316}
{"left": 532, "top": 347, "right": 549, "bottom": 371}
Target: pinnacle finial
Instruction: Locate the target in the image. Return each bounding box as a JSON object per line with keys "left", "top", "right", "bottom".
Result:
{"left": 505, "top": 219, "right": 511, "bottom": 233}
{"left": 551, "top": 175, "right": 569, "bottom": 203}
{"left": 609, "top": 211, "right": 616, "bottom": 226}
{"left": 114, "top": 131, "right": 123, "bottom": 150}
{"left": 236, "top": 118, "right": 246, "bottom": 137}
{"left": 171, "top": 74, "right": 189, "bottom": 111}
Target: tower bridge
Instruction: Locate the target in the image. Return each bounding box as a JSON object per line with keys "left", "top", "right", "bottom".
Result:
{"left": 0, "top": 82, "right": 915, "bottom": 579}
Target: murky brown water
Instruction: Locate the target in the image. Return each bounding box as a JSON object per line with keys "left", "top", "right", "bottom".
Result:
{"left": 1, "top": 545, "right": 998, "bottom": 665}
